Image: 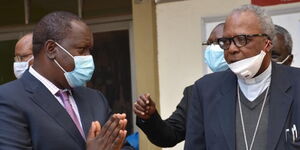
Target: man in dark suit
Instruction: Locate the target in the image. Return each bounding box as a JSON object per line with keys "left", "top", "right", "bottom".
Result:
{"left": 0, "top": 11, "right": 128, "bottom": 150}
{"left": 185, "top": 4, "right": 300, "bottom": 150}
{"left": 133, "top": 23, "right": 226, "bottom": 147}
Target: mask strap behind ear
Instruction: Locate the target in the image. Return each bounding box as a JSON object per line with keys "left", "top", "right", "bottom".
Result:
{"left": 54, "top": 42, "right": 74, "bottom": 58}
{"left": 27, "top": 56, "right": 34, "bottom": 63}
{"left": 263, "top": 40, "right": 272, "bottom": 52}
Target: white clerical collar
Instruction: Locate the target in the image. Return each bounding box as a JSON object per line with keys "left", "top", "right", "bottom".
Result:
{"left": 237, "top": 62, "right": 272, "bottom": 101}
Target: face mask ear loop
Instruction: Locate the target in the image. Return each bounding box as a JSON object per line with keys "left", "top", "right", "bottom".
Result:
{"left": 54, "top": 42, "right": 74, "bottom": 59}
{"left": 27, "top": 56, "right": 34, "bottom": 63}
{"left": 264, "top": 40, "right": 272, "bottom": 53}
{"left": 53, "top": 42, "right": 75, "bottom": 73}
{"left": 54, "top": 59, "right": 67, "bottom": 73}
{"left": 279, "top": 55, "right": 291, "bottom": 64}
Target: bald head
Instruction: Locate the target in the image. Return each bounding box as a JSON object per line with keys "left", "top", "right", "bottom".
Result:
{"left": 15, "top": 33, "right": 33, "bottom": 65}
{"left": 208, "top": 23, "right": 224, "bottom": 44}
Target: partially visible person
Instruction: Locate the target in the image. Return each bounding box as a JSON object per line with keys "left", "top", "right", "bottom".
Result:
{"left": 13, "top": 33, "right": 34, "bottom": 79}
{"left": 133, "top": 23, "right": 226, "bottom": 147}
{"left": 0, "top": 11, "right": 127, "bottom": 150}
{"left": 203, "top": 23, "right": 228, "bottom": 72}
{"left": 271, "top": 24, "right": 293, "bottom": 66}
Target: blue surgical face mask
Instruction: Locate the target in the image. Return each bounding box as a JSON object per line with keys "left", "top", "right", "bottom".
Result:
{"left": 54, "top": 42, "right": 95, "bottom": 88}
{"left": 204, "top": 44, "right": 228, "bottom": 72}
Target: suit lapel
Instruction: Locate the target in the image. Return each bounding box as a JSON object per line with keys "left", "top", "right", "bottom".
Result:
{"left": 217, "top": 71, "right": 237, "bottom": 150}
{"left": 72, "top": 88, "right": 94, "bottom": 137}
{"left": 267, "top": 63, "right": 293, "bottom": 150}
{"left": 21, "top": 71, "right": 86, "bottom": 148}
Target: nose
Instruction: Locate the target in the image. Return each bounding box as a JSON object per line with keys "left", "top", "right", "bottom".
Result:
{"left": 227, "top": 40, "right": 239, "bottom": 54}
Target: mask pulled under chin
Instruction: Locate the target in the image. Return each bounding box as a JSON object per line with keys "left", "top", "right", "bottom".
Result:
{"left": 228, "top": 50, "right": 266, "bottom": 79}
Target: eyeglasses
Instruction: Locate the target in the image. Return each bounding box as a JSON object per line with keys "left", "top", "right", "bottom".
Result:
{"left": 202, "top": 41, "right": 218, "bottom": 46}
{"left": 14, "top": 54, "right": 33, "bottom": 62}
{"left": 217, "top": 34, "right": 270, "bottom": 50}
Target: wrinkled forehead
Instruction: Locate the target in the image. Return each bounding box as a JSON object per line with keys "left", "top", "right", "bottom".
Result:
{"left": 224, "top": 11, "right": 263, "bottom": 37}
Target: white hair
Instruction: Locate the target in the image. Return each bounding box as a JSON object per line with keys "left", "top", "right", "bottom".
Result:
{"left": 230, "top": 4, "right": 275, "bottom": 40}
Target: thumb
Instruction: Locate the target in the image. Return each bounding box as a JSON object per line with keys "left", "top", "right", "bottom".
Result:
{"left": 87, "top": 121, "right": 96, "bottom": 141}
{"left": 94, "top": 121, "right": 101, "bottom": 136}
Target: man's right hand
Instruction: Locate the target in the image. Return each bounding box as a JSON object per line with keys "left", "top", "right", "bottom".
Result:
{"left": 86, "top": 113, "right": 127, "bottom": 150}
{"left": 133, "top": 93, "right": 156, "bottom": 120}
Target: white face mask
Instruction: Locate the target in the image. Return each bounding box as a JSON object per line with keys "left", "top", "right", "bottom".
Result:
{"left": 228, "top": 50, "right": 266, "bottom": 79}
{"left": 13, "top": 56, "right": 34, "bottom": 79}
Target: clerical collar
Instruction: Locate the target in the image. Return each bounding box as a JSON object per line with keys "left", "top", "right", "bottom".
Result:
{"left": 237, "top": 62, "right": 272, "bottom": 101}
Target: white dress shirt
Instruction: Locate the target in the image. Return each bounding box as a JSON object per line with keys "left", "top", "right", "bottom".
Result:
{"left": 237, "top": 62, "right": 272, "bottom": 101}
{"left": 29, "top": 66, "right": 83, "bottom": 128}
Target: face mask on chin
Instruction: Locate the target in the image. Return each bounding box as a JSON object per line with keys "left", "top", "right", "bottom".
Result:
{"left": 53, "top": 42, "right": 95, "bottom": 88}
{"left": 13, "top": 56, "right": 34, "bottom": 79}
{"left": 204, "top": 44, "right": 229, "bottom": 72}
{"left": 228, "top": 50, "right": 266, "bottom": 80}
{"left": 276, "top": 55, "right": 291, "bottom": 65}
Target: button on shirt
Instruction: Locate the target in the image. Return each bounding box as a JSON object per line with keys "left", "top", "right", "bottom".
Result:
{"left": 29, "top": 66, "right": 83, "bottom": 128}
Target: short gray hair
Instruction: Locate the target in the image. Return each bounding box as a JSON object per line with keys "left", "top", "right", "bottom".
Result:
{"left": 230, "top": 4, "right": 275, "bottom": 40}
{"left": 274, "top": 24, "right": 293, "bottom": 53}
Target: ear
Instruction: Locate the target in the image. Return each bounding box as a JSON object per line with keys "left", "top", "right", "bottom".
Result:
{"left": 264, "top": 40, "right": 273, "bottom": 53}
{"left": 44, "top": 40, "right": 57, "bottom": 60}
{"left": 286, "top": 54, "right": 294, "bottom": 66}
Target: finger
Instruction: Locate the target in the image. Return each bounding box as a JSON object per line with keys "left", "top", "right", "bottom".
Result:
{"left": 120, "top": 119, "right": 127, "bottom": 130}
{"left": 115, "top": 113, "right": 126, "bottom": 120}
{"left": 146, "top": 93, "right": 155, "bottom": 106}
{"left": 103, "top": 116, "right": 120, "bottom": 140}
{"left": 98, "top": 114, "right": 117, "bottom": 137}
{"left": 111, "top": 130, "right": 127, "bottom": 150}
{"left": 134, "top": 102, "right": 146, "bottom": 114}
{"left": 133, "top": 105, "right": 146, "bottom": 116}
{"left": 134, "top": 108, "right": 150, "bottom": 120}
{"left": 120, "top": 113, "right": 126, "bottom": 119}
{"left": 140, "top": 94, "right": 150, "bottom": 106}
{"left": 109, "top": 121, "right": 122, "bottom": 142}
{"left": 94, "top": 121, "right": 101, "bottom": 136}
{"left": 144, "top": 93, "right": 151, "bottom": 104}
{"left": 137, "top": 96, "right": 147, "bottom": 107}
{"left": 87, "top": 121, "right": 96, "bottom": 141}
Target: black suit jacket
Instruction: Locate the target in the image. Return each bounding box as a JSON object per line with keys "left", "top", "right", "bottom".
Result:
{"left": 136, "top": 85, "right": 192, "bottom": 147}
{"left": 184, "top": 63, "right": 300, "bottom": 150}
{"left": 0, "top": 71, "right": 111, "bottom": 150}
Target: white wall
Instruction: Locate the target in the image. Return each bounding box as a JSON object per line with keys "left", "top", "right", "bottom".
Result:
{"left": 155, "top": 0, "right": 300, "bottom": 150}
